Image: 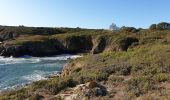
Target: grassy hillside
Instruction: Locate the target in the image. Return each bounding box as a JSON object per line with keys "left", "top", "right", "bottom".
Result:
{"left": 0, "top": 25, "right": 170, "bottom": 99}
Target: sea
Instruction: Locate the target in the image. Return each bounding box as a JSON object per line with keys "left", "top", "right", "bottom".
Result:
{"left": 0, "top": 54, "right": 81, "bottom": 92}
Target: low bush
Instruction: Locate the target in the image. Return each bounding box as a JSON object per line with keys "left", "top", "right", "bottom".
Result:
{"left": 154, "top": 73, "right": 169, "bottom": 82}
{"left": 120, "top": 26, "right": 139, "bottom": 33}
{"left": 109, "top": 75, "right": 124, "bottom": 83}
{"left": 28, "top": 94, "right": 44, "bottom": 100}
{"left": 43, "top": 77, "right": 77, "bottom": 94}
{"left": 127, "top": 76, "right": 155, "bottom": 97}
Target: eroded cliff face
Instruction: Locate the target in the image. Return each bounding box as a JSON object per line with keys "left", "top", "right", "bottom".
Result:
{"left": 0, "top": 36, "right": 93, "bottom": 57}
{"left": 0, "top": 35, "right": 139, "bottom": 57}
{"left": 56, "top": 35, "right": 93, "bottom": 53}
{"left": 0, "top": 26, "right": 139, "bottom": 57}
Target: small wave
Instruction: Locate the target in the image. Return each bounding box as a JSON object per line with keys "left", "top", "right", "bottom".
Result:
{"left": 0, "top": 83, "right": 28, "bottom": 93}
{"left": 0, "top": 70, "right": 47, "bottom": 92}
{"left": 21, "top": 70, "right": 47, "bottom": 82}
{"left": 40, "top": 54, "right": 82, "bottom": 61}
{"left": 0, "top": 54, "right": 82, "bottom": 91}
{"left": 0, "top": 56, "right": 40, "bottom": 65}
{"left": 0, "top": 54, "right": 82, "bottom": 65}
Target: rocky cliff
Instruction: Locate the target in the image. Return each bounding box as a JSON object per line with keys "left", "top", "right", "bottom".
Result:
{"left": 0, "top": 26, "right": 139, "bottom": 57}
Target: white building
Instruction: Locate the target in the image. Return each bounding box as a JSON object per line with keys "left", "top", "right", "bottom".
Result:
{"left": 109, "top": 23, "right": 119, "bottom": 31}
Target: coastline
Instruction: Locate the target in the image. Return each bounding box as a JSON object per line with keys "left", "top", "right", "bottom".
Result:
{"left": 1, "top": 25, "right": 170, "bottom": 99}
{"left": 0, "top": 54, "right": 82, "bottom": 93}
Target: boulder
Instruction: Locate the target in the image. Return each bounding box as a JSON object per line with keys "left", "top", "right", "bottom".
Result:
{"left": 86, "top": 81, "right": 97, "bottom": 89}
{"left": 64, "top": 82, "right": 108, "bottom": 100}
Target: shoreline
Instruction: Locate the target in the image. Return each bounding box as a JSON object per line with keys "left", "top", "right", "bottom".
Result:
{"left": 0, "top": 54, "right": 82, "bottom": 93}
{"left": 0, "top": 71, "right": 60, "bottom": 94}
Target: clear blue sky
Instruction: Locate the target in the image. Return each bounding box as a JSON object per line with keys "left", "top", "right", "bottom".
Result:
{"left": 0, "top": 0, "right": 170, "bottom": 29}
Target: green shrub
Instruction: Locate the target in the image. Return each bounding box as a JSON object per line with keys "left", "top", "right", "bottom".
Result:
{"left": 120, "top": 26, "right": 138, "bottom": 33}
{"left": 96, "top": 72, "right": 109, "bottom": 81}
{"left": 127, "top": 76, "right": 155, "bottom": 96}
{"left": 113, "top": 64, "right": 132, "bottom": 76}
{"left": 31, "top": 80, "right": 48, "bottom": 91}
{"left": 29, "top": 94, "right": 44, "bottom": 100}
{"left": 0, "top": 88, "right": 29, "bottom": 100}
{"left": 109, "top": 75, "right": 124, "bottom": 83}
{"left": 78, "top": 76, "right": 95, "bottom": 84}
{"left": 154, "top": 73, "right": 169, "bottom": 82}
{"left": 44, "top": 77, "right": 77, "bottom": 94}
{"left": 55, "top": 96, "right": 63, "bottom": 100}
{"left": 149, "top": 24, "right": 157, "bottom": 30}
{"left": 157, "top": 22, "right": 170, "bottom": 30}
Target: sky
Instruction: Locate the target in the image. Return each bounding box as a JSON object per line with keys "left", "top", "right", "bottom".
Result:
{"left": 0, "top": 0, "right": 170, "bottom": 29}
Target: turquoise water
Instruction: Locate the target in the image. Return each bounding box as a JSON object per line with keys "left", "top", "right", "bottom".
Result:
{"left": 0, "top": 55, "right": 80, "bottom": 91}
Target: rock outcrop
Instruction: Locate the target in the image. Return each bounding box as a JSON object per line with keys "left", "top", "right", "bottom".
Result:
{"left": 0, "top": 36, "right": 94, "bottom": 57}
{"left": 92, "top": 36, "right": 107, "bottom": 54}
{"left": 0, "top": 26, "right": 139, "bottom": 57}
{"left": 118, "top": 37, "right": 139, "bottom": 51}
{"left": 57, "top": 35, "right": 93, "bottom": 53}
{"left": 58, "top": 81, "right": 107, "bottom": 100}
{"left": 0, "top": 41, "right": 60, "bottom": 57}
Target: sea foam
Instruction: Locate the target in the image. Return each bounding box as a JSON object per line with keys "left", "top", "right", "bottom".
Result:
{"left": 0, "top": 54, "right": 82, "bottom": 91}
{"left": 21, "top": 70, "right": 47, "bottom": 82}
{"left": 0, "top": 54, "right": 82, "bottom": 65}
